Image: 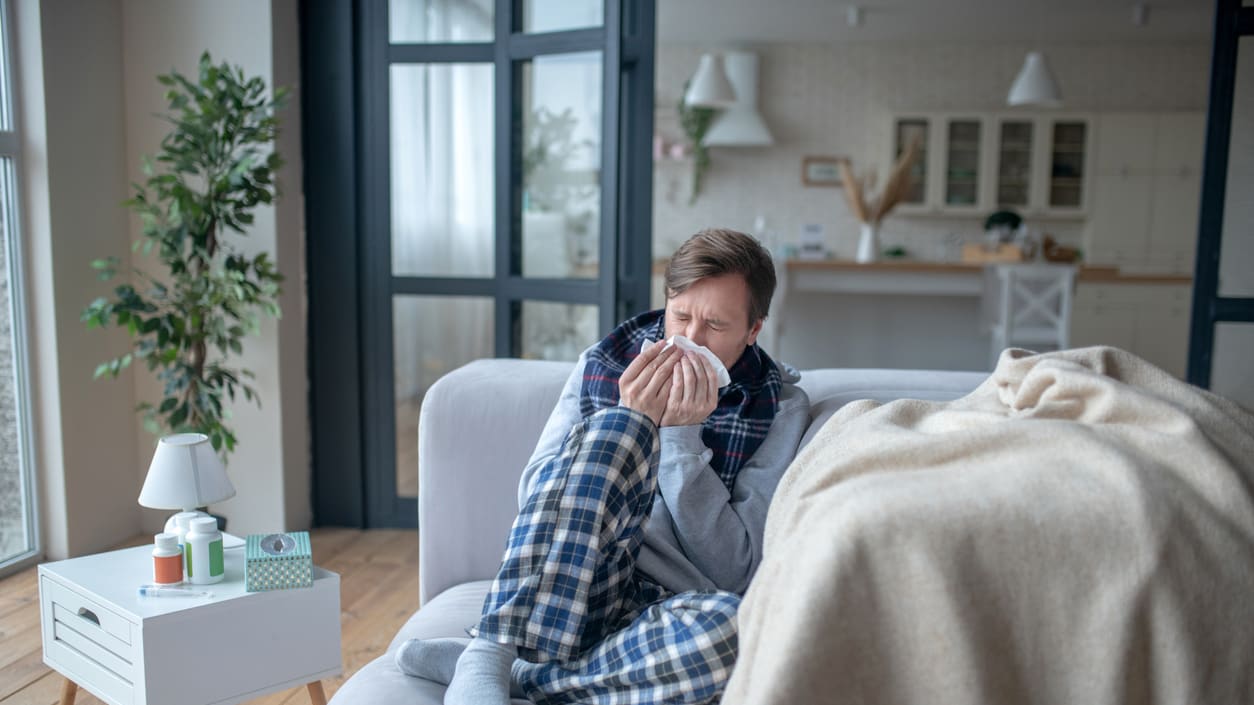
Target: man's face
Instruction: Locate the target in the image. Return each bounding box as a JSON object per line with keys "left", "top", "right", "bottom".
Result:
{"left": 664, "top": 273, "right": 763, "bottom": 370}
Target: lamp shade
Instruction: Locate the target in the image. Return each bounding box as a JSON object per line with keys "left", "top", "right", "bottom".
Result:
{"left": 703, "top": 51, "right": 773, "bottom": 146}
{"left": 1007, "top": 52, "right": 1062, "bottom": 108}
{"left": 138, "top": 433, "right": 235, "bottom": 510}
{"left": 684, "top": 53, "right": 735, "bottom": 108}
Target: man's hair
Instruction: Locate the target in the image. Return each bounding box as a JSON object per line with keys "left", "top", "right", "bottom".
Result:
{"left": 664, "top": 228, "right": 776, "bottom": 324}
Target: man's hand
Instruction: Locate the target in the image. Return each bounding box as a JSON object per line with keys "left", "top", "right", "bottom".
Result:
{"left": 618, "top": 343, "right": 680, "bottom": 426}
{"left": 660, "top": 352, "right": 719, "bottom": 427}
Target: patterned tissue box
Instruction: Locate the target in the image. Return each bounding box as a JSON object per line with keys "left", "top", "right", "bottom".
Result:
{"left": 245, "top": 531, "right": 313, "bottom": 592}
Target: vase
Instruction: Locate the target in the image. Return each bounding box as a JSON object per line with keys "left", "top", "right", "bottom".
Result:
{"left": 855, "top": 222, "right": 880, "bottom": 263}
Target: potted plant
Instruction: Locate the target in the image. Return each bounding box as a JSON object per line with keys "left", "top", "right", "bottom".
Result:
{"left": 82, "top": 52, "right": 287, "bottom": 462}
{"left": 677, "top": 86, "right": 721, "bottom": 205}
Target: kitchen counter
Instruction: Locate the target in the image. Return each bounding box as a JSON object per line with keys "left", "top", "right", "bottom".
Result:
{"left": 762, "top": 259, "right": 1192, "bottom": 372}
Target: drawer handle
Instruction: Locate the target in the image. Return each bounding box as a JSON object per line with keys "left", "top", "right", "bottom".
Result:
{"left": 77, "top": 607, "right": 100, "bottom": 626}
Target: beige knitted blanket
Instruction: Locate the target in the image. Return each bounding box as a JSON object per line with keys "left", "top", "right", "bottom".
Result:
{"left": 725, "top": 347, "right": 1254, "bottom": 705}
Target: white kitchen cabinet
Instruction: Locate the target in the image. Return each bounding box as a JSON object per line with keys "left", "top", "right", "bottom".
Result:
{"left": 891, "top": 115, "right": 934, "bottom": 214}
{"left": 990, "top": 116, "right": 1035, "bottom": 212}
{"left": 1071, "top": 282, "right": 1191, "bottom": 378}
{"left": 1034, "top": 116, "right": 1093, "bottom": 217}
{"left": 892, "top": 111, "right": 1092, "bottom": 218}
{"left": 1148, "top": 113, "right": 1205, "bottom": 272}
{"left": 1087, "top": 112, "right": 1204, "bottom": 273}
{"left": 893, "top": 113, "right": 988, "bottom": 216}
{"left": 938, "top": 115, "right": 986, "bottom": 215}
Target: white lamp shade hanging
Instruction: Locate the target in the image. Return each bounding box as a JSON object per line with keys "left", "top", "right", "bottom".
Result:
{"left": 1007, "top": 51, "right": 1062, "bottom": 108}
{"left": 138, "top": 433, "right": 235, "bottom": 510}
{"left": 684, "top": 53, "right": 736, "bottom": 108}
{"left": 703, "top": 51, "right": 773, "bottom": 147}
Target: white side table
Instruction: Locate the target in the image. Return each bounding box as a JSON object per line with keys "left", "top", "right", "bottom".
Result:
{"left": 39, "top": 543, "right": 341, "bottom": 705}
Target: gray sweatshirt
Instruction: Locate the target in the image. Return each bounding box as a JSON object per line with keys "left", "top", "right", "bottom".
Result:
{"left": 517, "top": 349, "right": 811, "bottom": 595}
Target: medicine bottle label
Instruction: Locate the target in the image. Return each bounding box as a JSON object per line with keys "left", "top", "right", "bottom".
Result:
{"left": 209, "top": 538, "right": 224, "bottom": 576}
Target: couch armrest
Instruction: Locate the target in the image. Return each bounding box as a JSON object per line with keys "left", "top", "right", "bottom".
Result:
{"left": 417, "top": 358, "right": 574, "bottom": 604}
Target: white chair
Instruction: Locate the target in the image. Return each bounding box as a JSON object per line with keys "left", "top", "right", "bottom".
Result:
{"left": 985, "top": 263, "right": 1077, "bottom": 368}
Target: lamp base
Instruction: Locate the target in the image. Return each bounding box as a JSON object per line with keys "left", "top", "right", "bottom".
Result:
{"left": 161, "top": 511, "right": 244, "bottom": 548}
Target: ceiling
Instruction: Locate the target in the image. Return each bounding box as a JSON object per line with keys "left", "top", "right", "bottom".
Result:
{"left": 657, "top": 0, "right": 1215, "bottom": 45}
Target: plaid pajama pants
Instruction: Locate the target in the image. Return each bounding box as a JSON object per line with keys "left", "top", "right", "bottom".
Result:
{"left": 470, "top": 406, "right": 741, "bottom": 705}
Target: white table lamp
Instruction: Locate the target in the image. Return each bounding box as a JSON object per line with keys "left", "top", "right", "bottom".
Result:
{"left": 139, "top": 433, "right": 235, "bottom": 524}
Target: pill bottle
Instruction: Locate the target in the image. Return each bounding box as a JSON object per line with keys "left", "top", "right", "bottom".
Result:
{"left": 184, "top": 517, "right": 225, "bottom": 584}
{"left": 169, "top": 511, "right": 200, "bottom": 549}
{"left": 152, "top": 532, "right": 183, "bottom": 585}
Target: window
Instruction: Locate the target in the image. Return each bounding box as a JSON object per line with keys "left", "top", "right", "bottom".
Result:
{"left": 0, "top": 0, "right": 39, "bottom": 573}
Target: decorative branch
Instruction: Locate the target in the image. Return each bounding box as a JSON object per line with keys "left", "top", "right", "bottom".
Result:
{"left": 836, "top": 135, "right": 923, "bottom": 224}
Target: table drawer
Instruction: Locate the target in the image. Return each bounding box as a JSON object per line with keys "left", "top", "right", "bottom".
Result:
{"left": 42, "top": 577, "right": 133, "bottom": 648}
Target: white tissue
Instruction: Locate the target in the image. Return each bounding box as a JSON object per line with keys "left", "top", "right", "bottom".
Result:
{"left": 640, "top": 335, "right": 732, "bottom": 388}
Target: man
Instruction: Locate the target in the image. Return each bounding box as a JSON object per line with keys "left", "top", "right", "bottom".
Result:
{"left": 396, "top": 228, "right": 811, "bottom": 704}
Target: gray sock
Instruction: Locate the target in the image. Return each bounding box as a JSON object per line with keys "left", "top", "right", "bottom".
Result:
{"left": 394, "top": 638, "right": 466, "bottom": 683}
{"left": 445, "top": 637, "right": 517, "bottom": 705}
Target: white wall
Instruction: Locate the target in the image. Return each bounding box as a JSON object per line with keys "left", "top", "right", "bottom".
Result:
{"left": 18, "top": 0, "right": 140, "bottom": 559}
{"left": 120, "top": 0, "right": 308, "bottom": 538}
{"left": 654, "top": 41, "right": 1211, "bottom": 259}
{"left": 16, "top": 0, "right": 307, "bottom": 557}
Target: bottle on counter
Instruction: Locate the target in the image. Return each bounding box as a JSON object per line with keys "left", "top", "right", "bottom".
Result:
{"left": 184, "top": 517, "right": 225, "bottom": 584}
{"left": 152, "top": 532, "right": 183, "bottom": 585}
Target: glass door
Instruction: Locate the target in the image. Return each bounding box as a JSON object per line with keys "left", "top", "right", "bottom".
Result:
{"left": 1047, "top": 120, "right": 1088, "bottom": 211}
{"left": 306, "top": 0, "right": 656, "bottom": 527}
{"left": 995, "top": 119, "right": 1033, "bottom": 209}
{"left": 894, "top": 117, "right": 929, "bottom": 208}
{"left": 1191, "top": 6, "right": 1254, "bottom": 409}
{"left": 942, "top": 118, "right": 981, "bottom": 210}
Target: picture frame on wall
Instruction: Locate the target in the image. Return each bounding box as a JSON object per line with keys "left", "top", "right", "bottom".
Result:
{"left": 802, "top": 156, "right": 846, "bottom": 187}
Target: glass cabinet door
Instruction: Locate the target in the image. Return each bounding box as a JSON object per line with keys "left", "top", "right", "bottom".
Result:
{"left": 996, "top": 120, "right": 1033, "bottom": 209}
{"left": 943, "top": 119, "right": 981, "bottom": 208}
{"left": 894, "top": 118, "right": 929, "bottom": 206}
{"left": 1048, "top": 121, "right": 1088, "bottom": 210}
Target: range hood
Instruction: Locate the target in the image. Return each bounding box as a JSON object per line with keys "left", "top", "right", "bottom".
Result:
{"left": 703, "top": 51, "right": 773, "bottom": 147}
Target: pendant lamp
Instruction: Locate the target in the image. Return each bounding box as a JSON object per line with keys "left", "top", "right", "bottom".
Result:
{"left": 684, "top": 53, "right": 735, "bottom": 108}
{"left": 1007, "top": 52, "right": 1062, "bottom": 108}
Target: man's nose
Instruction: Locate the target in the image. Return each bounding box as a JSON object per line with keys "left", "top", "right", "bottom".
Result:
{"left": 683, "top": 323, "right": 707, "bottom": 347}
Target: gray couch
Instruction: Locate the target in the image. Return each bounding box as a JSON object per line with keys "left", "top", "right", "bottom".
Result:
{"left": 329, "top": 358, "right": 986, "bottom": 705}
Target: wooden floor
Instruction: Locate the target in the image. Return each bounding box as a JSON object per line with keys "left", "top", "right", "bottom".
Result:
{"left": 0, "top": 528, "right": 419, "bottom": 705}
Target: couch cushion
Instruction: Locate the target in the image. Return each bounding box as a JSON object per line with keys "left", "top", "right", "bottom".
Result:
{"left": 386, "top": 580, "right": 492, "bottom": 651}
{"left": 329, "top": 581, "right": 532, "bottom": 705}
{"left": 797, "top": 368, "right": 987, "bottom": 448}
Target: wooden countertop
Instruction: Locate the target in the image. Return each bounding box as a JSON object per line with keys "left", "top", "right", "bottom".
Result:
{"left": 787, "top": 259, "right": 1193, "bottom": 284}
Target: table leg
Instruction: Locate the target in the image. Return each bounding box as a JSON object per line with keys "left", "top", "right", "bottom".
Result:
{"left": 59, "top": 678, "right": 78, "bottom": 705}
{"left": 307, "top": 681, "right": 327, "bottom": 705}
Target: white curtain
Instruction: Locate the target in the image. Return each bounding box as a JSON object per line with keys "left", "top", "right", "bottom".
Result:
{"left": 390, "top": 0, "right": 495, "bottom": 401}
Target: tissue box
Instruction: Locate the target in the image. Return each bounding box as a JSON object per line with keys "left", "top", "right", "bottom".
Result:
{"left": 245, "top": 531, "right": 313, "bottom": 592}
